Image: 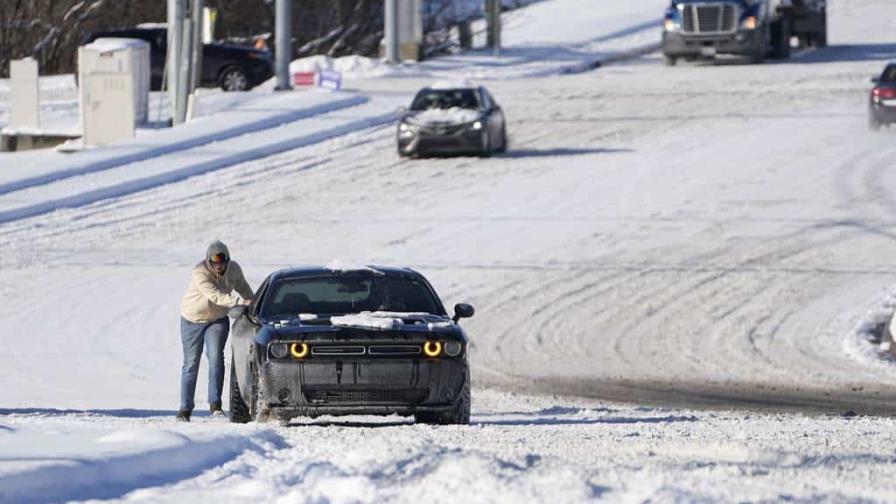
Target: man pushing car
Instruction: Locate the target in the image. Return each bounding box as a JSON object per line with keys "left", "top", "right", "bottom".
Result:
{"left": 177, "top": 240, "right": 253, "bottom": 422}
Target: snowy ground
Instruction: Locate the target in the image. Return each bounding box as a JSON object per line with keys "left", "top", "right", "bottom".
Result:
{"left": 3, "top": 0, "right": 896, "bottom": 502}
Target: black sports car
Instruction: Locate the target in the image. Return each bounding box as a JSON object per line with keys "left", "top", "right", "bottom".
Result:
{"left": 228, "top": 265, "right": 474, "bottom": 425}
{"left": 83, "top": 25, "right": 273, "bottom": 91}
{"left": 397, "top": 85, "right": 507, "bottom": 157}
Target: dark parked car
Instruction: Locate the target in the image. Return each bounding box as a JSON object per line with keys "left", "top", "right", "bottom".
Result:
{"left": 83, "top": 25, "right": 273, "bottom": 91}
{"left": 228, "top": 265, "right": 474, "bottom": 425}
{"left": 869, "top": 63, "right": 896, "bottom": 130}
{"left": 397, "top": 85, "right": 507, "bottom": 157}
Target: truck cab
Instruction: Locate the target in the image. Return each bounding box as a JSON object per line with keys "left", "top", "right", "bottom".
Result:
{"left": 661, "top": 0, "right": 827, "bottom": 65}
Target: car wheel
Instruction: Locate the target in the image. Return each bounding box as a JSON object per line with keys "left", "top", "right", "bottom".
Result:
{"left": 229, "top": 355, "right": 251, "bottom": 423}
{"left": 219, "top": 66, "right": 249, "bottom": 92}
{"left": 495, "top": 127, "right": 507, "bottom": 154}
{"left": 414, "top": 371, "right": 471, "bottom": 425}
{"left": 663, "top": 55, "right": 678, "bottom": 67}
{"left": 479, "top": 131, "right": 493, "bottom": 157}
{"left": 442, "top": 378, "right": 471, "bottom": 425}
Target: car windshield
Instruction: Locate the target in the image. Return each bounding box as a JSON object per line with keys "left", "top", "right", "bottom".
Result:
{"left": 262, "top": 275, "right": 443, "bottom": 318}
{"left": 410, "top": 89, "right": 480, "bottom": 111}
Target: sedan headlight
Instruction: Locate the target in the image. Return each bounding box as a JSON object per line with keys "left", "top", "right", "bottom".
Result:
{"left": 472, "top": 120, "right": 483, "bottom": 130}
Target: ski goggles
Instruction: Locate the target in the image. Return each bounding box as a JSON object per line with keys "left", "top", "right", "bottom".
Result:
{"left": 209, "top": 253, "right": 229, "bottom": 264}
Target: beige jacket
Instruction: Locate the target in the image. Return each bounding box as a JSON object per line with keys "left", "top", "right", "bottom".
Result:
{"left": 180, "top": 260, "right": 254, "bottom": 323}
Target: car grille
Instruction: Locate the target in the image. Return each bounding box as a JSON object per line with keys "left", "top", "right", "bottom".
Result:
{"left": 420, "top": 122, "right": 466, "bottom": 135}
{"left": 681, "top": 4, "right": 737, "bottom": 34}
{"left": 305, "top": 388, "right": 428, "bottom": 405}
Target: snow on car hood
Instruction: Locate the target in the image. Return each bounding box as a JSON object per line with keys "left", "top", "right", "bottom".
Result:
{"left": 330, "top": 311, "right": 451, "bottom": 330}
{"left": 408, "top": 107, "right": 480, "bottom": 126}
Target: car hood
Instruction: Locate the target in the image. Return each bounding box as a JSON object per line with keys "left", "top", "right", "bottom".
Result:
{"left": 405, "top": 107, "right": 481, "bottom": 127}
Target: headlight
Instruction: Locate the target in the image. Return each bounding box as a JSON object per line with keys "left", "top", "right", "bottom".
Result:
{"left": 663, "top": 18, "right": 679, "bottom": 31}
{"left": 290, "top": 342, "right": 309, "bottom": 359}
{"left": 270, "top": 343, "right": 289, "bottom": 359}
{"left": 444, "top": 340, "right": 462, "bottom": 357}
{"left": 741, "top": 15, "right": 757, "bottom": 30}
{"left": 423, "top": 340, "right": 442, "bottom": 357}
{"left": 472, "top": 120, "right": 483, "bottom": 130}
{"left": 399, "top": 122, "right": 416, "bottom": 132}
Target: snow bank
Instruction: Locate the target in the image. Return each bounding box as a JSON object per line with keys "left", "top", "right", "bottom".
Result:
{"left": 0, "top": 422, "right": 282, "bottom": 504}
{"left": 290, "top": 55, "right": 422, "bottom": 79}
{"left": 842, "top": 291, "right": 896, "bottom": 376}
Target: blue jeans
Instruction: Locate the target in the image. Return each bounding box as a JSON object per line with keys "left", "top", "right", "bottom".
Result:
{"left": 180, "top": 317, "right": 229, "bottom": 412}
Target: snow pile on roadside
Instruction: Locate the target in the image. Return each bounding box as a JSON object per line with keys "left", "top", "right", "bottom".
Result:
{"left": 0, "top": 419, "right": 282, "bottom": 504}
{"left": 290, "top": 55, "right": 423, "bottom": 79}
{"left": 842, "top": 291, "right": 896, "bottom": 375}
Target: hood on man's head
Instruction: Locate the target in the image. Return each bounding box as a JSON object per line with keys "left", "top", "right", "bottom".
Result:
{"left": 206, "top": 240, "right": 230, "bottom": 262}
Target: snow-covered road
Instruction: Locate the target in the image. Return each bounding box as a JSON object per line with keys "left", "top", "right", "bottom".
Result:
{"left": 3, "top": 0, "right": 896, "bottom": 501}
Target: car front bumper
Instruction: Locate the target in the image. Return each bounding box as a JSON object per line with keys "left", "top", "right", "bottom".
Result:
{"left": 662, "top": 30, "right": 760, "bottom": 58}
{"left": 259, "top": 357, "right": 469, "bottom": 419}
{"left": 397, "top": 127, "right": 486, "bottom": 156}
{"left": 870, "top": 101, "right": 896, "bottom": 123}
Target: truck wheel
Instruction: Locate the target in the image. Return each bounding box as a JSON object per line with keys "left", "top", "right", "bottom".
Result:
{"left": 229, "top": 355, "right": 251, "bottom": 423}
{"left": 815, "top": 9, "right": 828, "bottom": 48}
{"left": 663, "top": 55, "right": 678, "bottom": 66}
{"left": 771, "top": 17, "right": 792, "bottom": 59}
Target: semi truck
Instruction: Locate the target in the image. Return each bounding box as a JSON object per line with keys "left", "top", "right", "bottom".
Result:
{"left": 661, "top": 0, "right": 827, "bottom": 65}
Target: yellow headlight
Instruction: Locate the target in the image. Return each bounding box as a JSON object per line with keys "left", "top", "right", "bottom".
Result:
{"left": 742, "top": 16, "right": 757, "bottom": 30}
{"left": 423, "top": 340, "right": 442, "bottom": 357}
{"left": 290, "top": 342, "right": 309, "bottom": 359}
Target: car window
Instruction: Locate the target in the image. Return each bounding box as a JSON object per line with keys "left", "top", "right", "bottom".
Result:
{"left": 882, "top": 66, "right": 896, "bottom": 83}
{"left": 410, "top": 89, "right": 481, "bottom": 111}
{"left": 262, "top": 275, "right": 443, "bottom": 317}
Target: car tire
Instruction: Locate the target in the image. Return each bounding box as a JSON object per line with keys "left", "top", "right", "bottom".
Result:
{"left": 229, "top": 355, "right": 251, "bottom": 423}
{"left": 442, "top": 378, "right": 471, "bottom": 425}
{"left": 219, "top": 66, "right": 249, "bottom": 92}
{"left": 663, "top": 55, "right": 678, "bottom": 67}
{"left": 413, "top": 371, "right": 471, "bottom": 425}
{"left": 495, "top": 127, "right": 507, "bottom": 154}
{"left": 480, "top": 131, "right": 493, "bottom": 158}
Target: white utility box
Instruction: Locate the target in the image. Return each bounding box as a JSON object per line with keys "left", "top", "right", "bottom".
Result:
{"left": 78, "top": 37, "right": 150, "bottom": 145}
{"left": 9, "top": 58, "right": 40, "bottom": 129}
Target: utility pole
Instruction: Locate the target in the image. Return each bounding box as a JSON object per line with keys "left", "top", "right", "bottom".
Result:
{"left": 167, "top": 0, "right": 188, "bottom": 125}
{"left": 486, "top": 0, "right": 501, "bottom": 56}
{"left": 275, "top": 0, "right": 292, "bottom": 90}
{"left": 190, "top": 0, "right": 204, "bottom": 93}
{"left": 384, "top": 0, "right": 400, "bottom": 63}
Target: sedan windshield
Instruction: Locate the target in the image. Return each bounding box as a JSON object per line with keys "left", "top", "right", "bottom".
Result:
{"left": 262, "top": 275, "right": 443, "bottom": 318}
{"left": 411, "top": 89, "right": 480, "bottom": 111}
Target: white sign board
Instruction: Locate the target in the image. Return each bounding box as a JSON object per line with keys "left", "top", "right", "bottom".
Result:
{"left": 10, "top": 58, "right": 39, "bottom": 130}
{"left": 83, "top": 73, "right": 134, "bottom": 146}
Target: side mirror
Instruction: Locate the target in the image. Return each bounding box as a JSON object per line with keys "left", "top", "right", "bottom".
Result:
{"left": 228, "top": 305, "right": 247, "bottom": 319}
{"left": 453, "top": 303, "right": 475, "bottom": 323}
{"left": 395, "top": 105, "right": 407, "bottom": 117}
